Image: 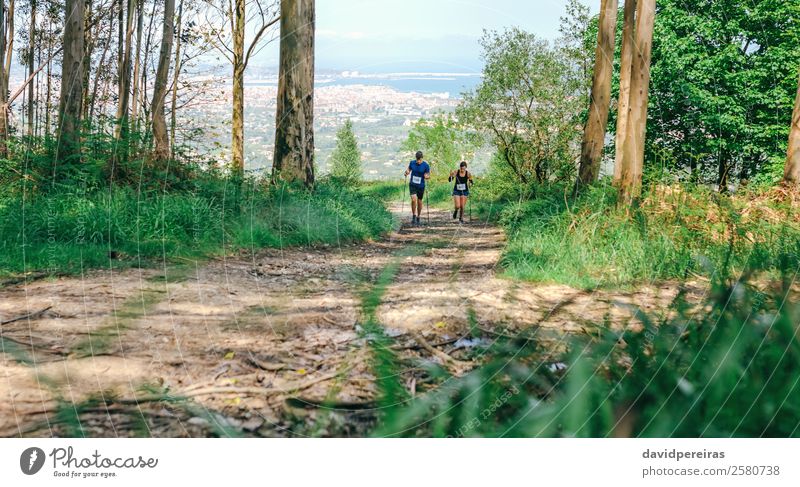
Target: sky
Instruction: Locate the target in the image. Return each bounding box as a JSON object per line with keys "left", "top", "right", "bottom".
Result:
{"left": 251, "top": 0, "right": 597, "bottom": 73}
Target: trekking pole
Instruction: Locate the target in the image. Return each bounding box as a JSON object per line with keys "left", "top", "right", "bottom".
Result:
{"left": 426, "top": 185, "right": 430, "bottom": 226}
{"left": 469, "top": 181, "right": 474, "bottom": 223}
{"left": 400, "top": 175, "right": 406, "bottom": 217}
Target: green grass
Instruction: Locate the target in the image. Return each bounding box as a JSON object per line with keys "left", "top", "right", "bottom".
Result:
{"left": 0, "top": 180, "right": 395, "bottom": 277}
{"left": 495, "top": 182, "right": 800, "bottom": 289}
{"left": 359, "top": 179, "right": 455, "bottom": 207}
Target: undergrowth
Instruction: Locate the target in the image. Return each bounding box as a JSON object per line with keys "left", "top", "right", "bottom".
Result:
{"left": 374, "top": 262, "right": 800, "bottom": 437}
{"left": 0, "top": 179, "right": 394, "bottom": 277}
{"left": 495, "top": 182, "right": 800, "bottom": 288}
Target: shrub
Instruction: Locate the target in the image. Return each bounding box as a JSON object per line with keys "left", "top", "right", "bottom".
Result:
{"left": 328, "top": 120, "right": 363, "bottom": 186}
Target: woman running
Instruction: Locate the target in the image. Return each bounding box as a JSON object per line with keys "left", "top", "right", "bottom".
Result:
{"left": 449, "top": 161, "right": 473, "bottom": 223}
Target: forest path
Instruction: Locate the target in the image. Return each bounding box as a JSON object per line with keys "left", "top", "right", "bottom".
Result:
{"left": 0, "top": 200, "right": 694, "bottom": 437}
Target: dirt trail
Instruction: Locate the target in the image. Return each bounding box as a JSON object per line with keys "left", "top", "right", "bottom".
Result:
{"left": 0, "top": 202, "right": 701, "bottom": 437}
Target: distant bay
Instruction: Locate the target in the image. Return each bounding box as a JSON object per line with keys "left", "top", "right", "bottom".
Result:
{"left": 243, "top": 73, "right": 483, "bottom": 98}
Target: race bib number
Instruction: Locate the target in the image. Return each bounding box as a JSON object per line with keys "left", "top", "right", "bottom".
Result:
{"left": 412, "top": 176, "right": 422, "bottom": 185}
{"left": 456, "top": 183, "right": 467, "bottom": 191}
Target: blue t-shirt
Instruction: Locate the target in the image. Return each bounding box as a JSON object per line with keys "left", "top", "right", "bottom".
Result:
{"left": 408, "top": 161, "right": 430, "bottom": 188}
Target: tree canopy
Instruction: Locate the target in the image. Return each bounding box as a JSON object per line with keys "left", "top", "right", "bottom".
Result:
{"left": 642, "top": 0, "right": 800, "bottom": 188}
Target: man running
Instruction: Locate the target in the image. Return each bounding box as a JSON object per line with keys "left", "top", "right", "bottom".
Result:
{"left": 404, "top": 151, "right": 431, "bottom": 225}
{"left": 449, "top": 161, "right": 474, "bottom": 223}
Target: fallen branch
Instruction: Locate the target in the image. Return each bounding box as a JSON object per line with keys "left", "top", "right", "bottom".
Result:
{"left": 392, "top": 336, "right": 459, "bottom": 351}
{"left": 244, "top": 356, "right": 285, "bottom": 371}
{"left": 285, "top": 396, "right": 377, "bottom": 410}
{"left": 109, "top": 388, "right": 268, "bottom": 404}
{"left": 320, "top": 314, "right": 340, "bottom": 326}
{"left": 0, "top": 272, "right": 50, "bottom": 288}
{"left": 477, "top": 325, "right": 519, "bottom": 338}
{"left": 283, "top": 371, "right": 341, "bottom": 393}
{"left": 112, "top": 371, "right": 341, "bottom": 404}
{"left": 0, "top": 334, "right": 67, "bottom": 356}
{"left": 1, "top": 306, "right": 53, "bottom": 325}
{"left": 411, "top": 331, "right": 471, "bottom": 371}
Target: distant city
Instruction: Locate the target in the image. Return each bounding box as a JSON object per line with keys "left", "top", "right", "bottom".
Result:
{"left": 2, "top": 68, "right": 485, "bottom": 180}
{"left": 179, "top": 71, "right": 484, "bottom": 180}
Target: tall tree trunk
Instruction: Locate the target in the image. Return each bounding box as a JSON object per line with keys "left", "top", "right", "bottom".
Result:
{"left": 139, "top": 0, "right": 157, "bottom": 132}
{"left": 783, "top": 72, "right": 800, "bottom": 185}
{"left": 114, "top": 0, "right": 135, "bottom": 143}
{"left": 0, "top": 0, "right": 14, "bottom": 155}
{"left": 717, "top": 150, "right": 730, "bottom": 194}
{"left": 130, "top": 0, "right": 143, "bottom": 131}
{"left": 56, "top": 0, "right": 85, "bottom": 162}
{"left": 613, "top": 0, "right": 636, "bottom": 185}
{"left": 26, "top": 0, "right": 35, "bottom": 139}
{"left": 618, "top": 0, "right": 655, "bottom": 204}
{"left": 0, "top": 2, "right": 7, "bottom": 156}
{"left": 116, "top": 0, "right": 123, "bottom": 87}
{"left": 231, "top": 0, "right": 245, "bottom": 175}
{"left": 150, "top": 0, "right": 175, "bottom": 162}
{"left": 81, "top": 0, "right": 94, "bottom": 121}
{"left": 34, "top": 46, "right": 41, "bottom": 137}
{"left": 273, "top": 0, "right": 316, "bottom": 186}
{"left": 4, "top": 0, "right": 13, "bottom": 93}
{"left": 575, "top": 0, "right": 618, "bottom": 191}
{"left": 170, "top": 0, "right": 183, "bottom": 155}
{"left": 88, "top": 22, "right": 112, "bottom": 121}
{"left": 44, "top": 27, "right": 51, "bottom": 140}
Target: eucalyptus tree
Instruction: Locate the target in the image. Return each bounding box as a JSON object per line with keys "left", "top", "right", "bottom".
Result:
{"left": 114, "top": 0, "right": 136, "bottom": 145}
{"left": 150, "top": 0, "right": 174, "bottom": 162}
{"left": 575, "top": 0, "right": 618, "bottom": 191}
{"left": 56, "top": 0, "right": 85, "bottom": 162}
{"left": 203, "top": 0, "right": 279, "bottom": 176}
{"left": 617, "top": 0, "right": 655, "bottom": 203}
{"left": 612, "top": 0, "right": 636, "bottom": 184}
{"left": 272, "top": 0, "right": 315, "bottom": 186}
{"left": 0, "top": 0, "right": 15, "bottom": 154}
{"left": 785, "top": 73, "right": 800, "bottom": 185}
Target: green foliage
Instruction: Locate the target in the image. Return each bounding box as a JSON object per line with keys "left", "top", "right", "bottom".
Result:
{"left": 0, "top": 179, "right": 394, "bottom": 276}
{"left": 358, "top": 180, "right": 407, "bottom": 201}
{"left": 606, "top": 0, "right": 800, "bottom": 188}
{"left": 477, "top": 152, "right": 539, "bottom": 201}
{"left": 402, "top": 113, "right": 478, "bottom": 177}
{"left": 459, "top": 28, "right": 584, "bottom": 186}
{"left": 496, "top": 182, "right": 800, "bottom": 289}
{"left": 1, "top": 121, "right": 207, "bottom": 193}
{"left": 559, "top": 0, "right": 595, "bottom": 97}
{"left": 328, "top": 120, "right": 363, "bottom": 186}
{"left": 376, "top": 271, "right": 800, "bottom": 437}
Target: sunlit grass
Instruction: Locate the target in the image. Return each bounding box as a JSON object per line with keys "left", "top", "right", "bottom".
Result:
{"left": 497, "top": 182, "right": 800, "bottom": 288}
{"left": 0, "top": 181, "right": 395, "bottom": 277}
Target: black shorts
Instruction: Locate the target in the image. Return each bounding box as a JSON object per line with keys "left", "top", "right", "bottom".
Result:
{"left": 409, "top": 185, "right": 425, "bottom": 199}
